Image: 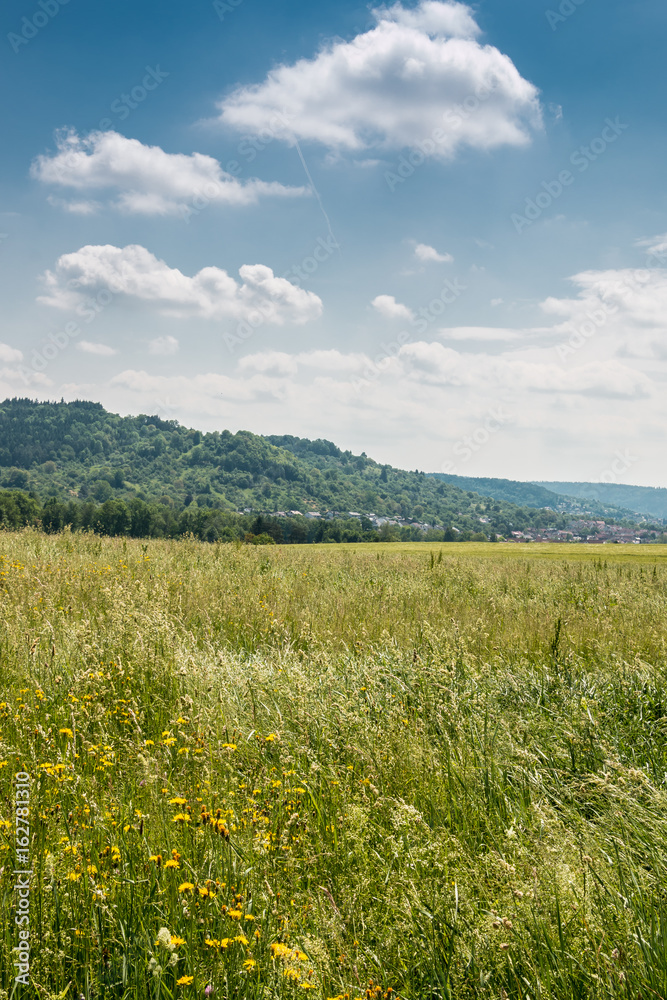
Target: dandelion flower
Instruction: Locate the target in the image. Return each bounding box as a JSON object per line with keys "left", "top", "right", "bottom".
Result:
{"left": 178, "top": 882, "right": 194, "bottom": 893}
{"left": 171, "top": 936, "right": 186, "bottom": 947}
{"left": 170, "top": 797, "right": 187, "bottom": 806}
{"left": 243, "top": 959, "right": 257, "bottom": 971}
{"left": 59, "top": 728, "right": 74, "bottom": 738}
{"left": 164, "top": 860, "right": 180, "bottom": 869}
{"left": 176, "top": 975, "right": 194, "bottom": 986}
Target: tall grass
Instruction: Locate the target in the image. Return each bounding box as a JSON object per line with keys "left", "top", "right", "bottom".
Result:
{"left": 1, "top": 532, "right": 666, "bottom": 999}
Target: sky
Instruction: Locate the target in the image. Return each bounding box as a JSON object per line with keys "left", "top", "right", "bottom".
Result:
{"left": 1, "top": 0, "right": 666, "bottom": 486}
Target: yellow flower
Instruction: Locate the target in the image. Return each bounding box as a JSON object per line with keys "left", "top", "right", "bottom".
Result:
{"left": 172, "top": 813, "right": 191, "bottom": 824}
{"left": 67, "top": 871, "right": 82, "bottom": 881}
{"left": 59, "top": 728, "right": 74, "bottom": 739}
{"left": 176, "top": 976, "right": 194, "bottom": 986}
{"left": 162, "top": 738, "right": 177, "bottom": 747}
{"left": 149, "top": 854, "right": 163, "bottom": 866}
{"left": 302, "top": 985, "right": 317, "bottom": 992}
{"left": 170, "top": 797, "right": 187, "bottom": 806}
{"left": 234, "top": 935, "right": 249, "bottom": 946}
{"left": 175, "top": 717, "right": 189, "bottom": 724}
{"left": 243, "top": 959, "right": 257, "bottom": 971}
{"left": 244, "top": 914, "right": 255, "bottom": 922}
{"left": 144, "top": 740, "right": 155, "bottom": 746}
{"left": 227, "top": 909, "right": 243, "bottom": 920}
{"left": 164, "top": 859, "right": 180, "bottom": 869}
{"left": 205, "top": 939, "right": 220, "bottom": 948}
{"left": 222, "top": 744, "right": 237, "bottom": 751}
{"left": 87, "top": 865, "right": 98, "bottom": 875}
{"left": 171, "top": 936, "right": 186, "bottom": 947}
{"left": 0, "top": 762, "right": 8, "bottom": 768}
{"left": 178, "top": 882, "right": 194, "bottom": 893}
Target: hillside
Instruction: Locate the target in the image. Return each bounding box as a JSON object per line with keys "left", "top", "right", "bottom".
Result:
{"left": 431, "top": 473, "right": 638, "bottom": 520}
{"left": 0, "top": 397, "right": 573, "bottom": 539}
{"left": 539, "top": 481, "right": 667, "bottom": 521}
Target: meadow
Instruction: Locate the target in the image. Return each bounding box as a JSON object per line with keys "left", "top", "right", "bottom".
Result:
{"left": 1, "top": 533, "right": 667, "bottom": 1000}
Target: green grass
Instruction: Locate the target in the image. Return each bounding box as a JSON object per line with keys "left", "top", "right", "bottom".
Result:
{"left": 1, "top": 533, "right": 667, "bottom": 999}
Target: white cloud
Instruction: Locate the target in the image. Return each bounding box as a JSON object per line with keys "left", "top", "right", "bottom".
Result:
{"left": 439, "top": 326, "right": 519, "bottom": 341}
{"left": 490, "top": 298, "right": 503, "bottom": 306}
{"left": 635, "top": 232, "right": 667, "bottom": 262}
{"left": 0, "top": 343, "right": 23, "bottom": 363}
{"left": 38, "top": 244, "right": 323, "bottom": 326}
{"left": 149, "top": 335, "right": 179, "bottom": 356}
{"left": 414, "top": 242, "right": 453, "bottom": 263}
{"left": 218, "top": 1, "right": 541, "bottom": 160}
{"left": 32, "top": 130, "right": 308, "bottom": 217}
{"left": 371, "top": 294, "right": 415, "bottom": 321}
{"left": 47, "top": 195, "right": 101, "bottom": 215}
{"left": 77, "top": 341, "right": 117, "bottom": 356}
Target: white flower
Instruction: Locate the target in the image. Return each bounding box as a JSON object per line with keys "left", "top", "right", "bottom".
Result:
{"left": 156, "top": 927, "right": 173, "bottom": 950}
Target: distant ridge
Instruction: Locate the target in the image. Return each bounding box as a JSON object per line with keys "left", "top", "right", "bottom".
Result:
{"left": 429, "top": 473, "right": 639, "bottom": 521}
{"left": 537, "top": 482, "right": 667, "bottom": 521}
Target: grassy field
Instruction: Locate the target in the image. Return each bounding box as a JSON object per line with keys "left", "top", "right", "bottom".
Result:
{"left": 1, "top": 532, "right": 667, "bottom": 1000}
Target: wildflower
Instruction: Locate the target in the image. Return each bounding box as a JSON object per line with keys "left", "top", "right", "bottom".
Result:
{"left": 178, "top": 882, "right": 195, "bottom": 893}
{"left": 87, "top": 865, "right": 98, "bottom": 875}
{"left": 244, "top": 914, "right": 255, "bottom": 922}
{"left": 227, "top": 909, "right": 243, "bottom": 920}
{"left": 173, "top": 813, "right": 191, "bottom": 824}
{"left": 302, "top": 985, "right": 317, "bottom": 991}
{"left": 243, "top": 959, "right": 257, "bottom": 971}
{"left": 205, "top": 987, "right": 214, "bottom": 997}
{"left": 144, "top": 740, "right": 155, "bottom": 746}
{"left": 164, "top": 860, "right": 180, "bottom": 869}
{"left": 156, "top": 928, "right": 175, "bottom": 950}
{"left": 222, "top": 744, "right": 237, "bottom": 751}
{"left": 234, "top": 935, "right": 249, "bottom": 946}
{"left": 149, "top": 855, "right": 163, "bottom": 866}
{"left": 176, "top": 976, "right": 194, "bottom": 986}
{"left": 59, "top": 728, "right": 74, "bottom": 738}
{"left": 170, "top": 797, "right": 187, "bottom": 806}
{"left": 67, "top": 871, "right": 82, "bottom": 881}
{"left": 171, "top": 936, "right": 186, "bottom": 947}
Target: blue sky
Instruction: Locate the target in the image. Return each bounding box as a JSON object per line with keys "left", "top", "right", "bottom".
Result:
{"left": 1, "top": 0, "right": 666, "bottom": 485}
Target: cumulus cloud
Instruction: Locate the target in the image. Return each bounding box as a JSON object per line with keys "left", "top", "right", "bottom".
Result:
{"left": 371, "top": 294, "right": 415, "bottom": 321}
{"left": 149, "top": 335, "right": 180, "bottom": 356}
{"left": 77, "top": 341, "right": 117, "bottom": 356}
{"left": 635, "top": 232, "right": 667, "bottom": 262}
{"left": 0, "top": 343, "right": 23, "bottom": 363}
{"left": 218, "top": 0, "right": 541, "bottom": 160}
{"left": 32, "top": 130, "right": 308, "bottom": 217}
{"left": 414, "top": 242, "right": 453, "bottom": 263}
{"left": 38, "top": 244, "right": 323, "bottom": 326}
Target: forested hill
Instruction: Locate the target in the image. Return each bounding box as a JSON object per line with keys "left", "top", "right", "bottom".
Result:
{"left": 0, "top": 398, "right": 620, "bottom": 537}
